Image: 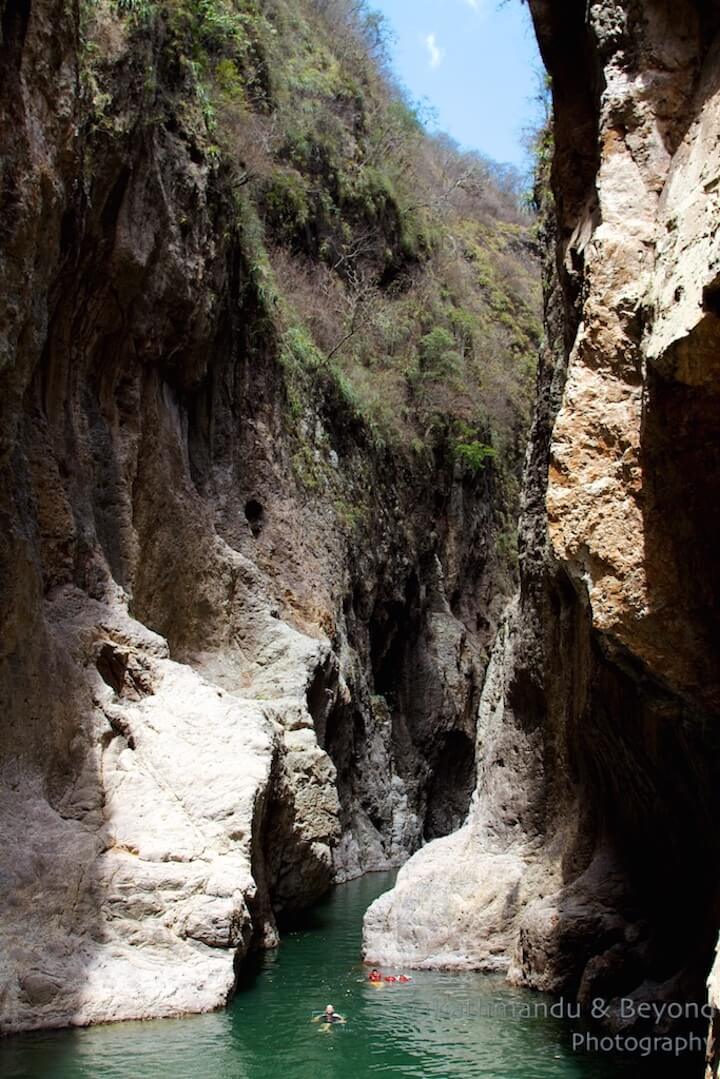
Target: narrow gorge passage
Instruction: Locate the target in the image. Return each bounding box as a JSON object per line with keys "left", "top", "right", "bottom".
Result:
{"left": 0, "top": 874, "right": 694, "bottom": 1079}
{"left": 2, "top": 0, "right": 720, "bottom": 1075}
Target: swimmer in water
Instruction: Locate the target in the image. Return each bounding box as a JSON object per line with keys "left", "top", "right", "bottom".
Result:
{"left": 313, "top": 1004, "right": 346, "bottom": 1028}
{"left": 368, "top": 969, "right": 382, "bottom": 983}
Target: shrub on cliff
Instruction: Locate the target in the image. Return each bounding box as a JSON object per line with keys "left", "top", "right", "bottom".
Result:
{"left": 81, "top": 0, "right": 540, "bottom": 543}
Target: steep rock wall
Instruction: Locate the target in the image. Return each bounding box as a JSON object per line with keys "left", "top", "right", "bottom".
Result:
{"left": 0, "top": 0, "right": 523, "bottom": 1031}
{"left": 365, "top": 1, "right": 720, "bottom": 1058}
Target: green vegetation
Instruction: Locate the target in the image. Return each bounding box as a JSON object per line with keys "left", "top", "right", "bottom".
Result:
{"left": 80, "top": 0, "right": 541, "bottom": 528}
{"left": 523, "top": 70, "right": 554, "bottom": 215}
{"left": 455, "top": 440, "right": 497, "bottom": 474}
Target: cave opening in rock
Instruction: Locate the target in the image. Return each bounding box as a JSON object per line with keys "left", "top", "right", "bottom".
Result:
{"left": 95, "top": 642, "right": 128, "bottom": 695}
{"left": 244, "top": 499, "right": 264, "bottom": 536}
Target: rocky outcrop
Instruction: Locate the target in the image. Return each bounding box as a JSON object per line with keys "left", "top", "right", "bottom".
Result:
{"left": 0, "top": 0, "right": 524, "bottom": 1032}
{"left": 0, "top": 590, "right": 339, "bottom": 1030}
{"left": 365, "top": 0, "right": 720, "bottom": 1053}
{"left": 365, "top": 602, "right": 550, "bottom": 972}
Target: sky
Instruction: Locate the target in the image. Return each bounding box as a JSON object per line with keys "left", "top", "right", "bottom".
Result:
{"left": 369, "top": 0, "right": 544, "bottom": 171}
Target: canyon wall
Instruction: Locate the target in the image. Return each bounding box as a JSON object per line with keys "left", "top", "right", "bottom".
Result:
{"left": 0, "top": 0, "right": 536, "bottom": 1032}
{"left": 366, "top": 0, "right": 720, "bottom": 1062}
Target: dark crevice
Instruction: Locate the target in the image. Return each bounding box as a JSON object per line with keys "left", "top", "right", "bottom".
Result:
{"left": 702, "top": 279, "right": 720, "bottom": 318}
{"left": 96, "top": 641, "right": 128, "bottom": 694}
{"left": 244, "top": 498, "right": 264, "bottom": 536}
{"left": 424, "top": 730, "right": 475, "bottom": 840}
{"left": 0, "top": 0, "right": 31, "bottom": 71}
{"left": 306, "top": 654, "right": 337, "bottom": 748}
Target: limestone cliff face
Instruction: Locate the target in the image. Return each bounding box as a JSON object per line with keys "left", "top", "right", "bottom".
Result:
{"left": 0, "top": 0, "right": 524, "bottom": 1032}
{"left": 365, "top": 0, "right": 720, "bottom": 1053}
{"left": 0, "top": 0, "right": 339, "bottom": 1022}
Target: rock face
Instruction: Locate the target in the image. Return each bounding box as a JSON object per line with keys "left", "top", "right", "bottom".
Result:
{"left": 0, "top": 0, "right": 341, "bottom": 1025}
{"left": 0, "top": 0, "right": 526, "bottom": 1032}
{"left": 0, "top": 592, "right": 328, "bottom": 1030}
{"left": 365, "top": 0, "right": 720, "bottom": 1051}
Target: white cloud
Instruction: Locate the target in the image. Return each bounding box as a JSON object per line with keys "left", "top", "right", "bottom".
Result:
{"left": 425, "top": 32, "right": 444, "bottom": 69}
{"left": 463, "top": 0, "right": 488, "bottom": 12}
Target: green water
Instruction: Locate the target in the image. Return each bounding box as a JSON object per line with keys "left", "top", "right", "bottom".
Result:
{"left": 0, "top": 872, "right": 700, "bottom": 1078}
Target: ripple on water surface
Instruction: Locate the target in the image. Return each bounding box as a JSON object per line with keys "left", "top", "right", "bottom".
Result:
{"left": 0, "top": 872, "right": 701, "bottom": 1079}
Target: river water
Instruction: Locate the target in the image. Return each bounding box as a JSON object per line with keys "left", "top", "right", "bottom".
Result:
{"left": 0, "top": 871, "right": 700, "bottom": 1078}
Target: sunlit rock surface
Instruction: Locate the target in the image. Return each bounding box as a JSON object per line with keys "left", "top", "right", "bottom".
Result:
{"left": 0, "top": 584, "right": 340, "bottom": 1031}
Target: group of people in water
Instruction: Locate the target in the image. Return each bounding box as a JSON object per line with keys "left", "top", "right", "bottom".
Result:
{"left": 314, "top": 970, "right": 412, "bottom": 1028}
{"left": 367, "top": 968, "right": 411, "bottom": 984}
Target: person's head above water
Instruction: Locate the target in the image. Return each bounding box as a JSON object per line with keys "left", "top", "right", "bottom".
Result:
{"left": 325, "top": 1005, "right": 334, "bottom": 1015}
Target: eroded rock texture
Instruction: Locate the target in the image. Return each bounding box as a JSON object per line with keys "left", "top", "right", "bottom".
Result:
{"left": 0, "top": 0, "right": 516, "bottom": 1031}
{"left": 366, "top": 0, "right": 720, "bottom": 1055}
